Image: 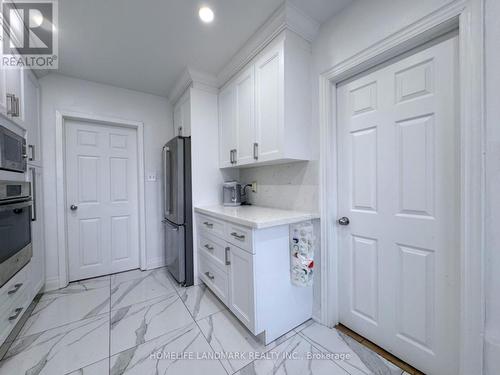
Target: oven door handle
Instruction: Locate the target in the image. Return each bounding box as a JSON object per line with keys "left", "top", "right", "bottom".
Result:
{"left": 0, "top": 200, "right": 32, "bottom": 212}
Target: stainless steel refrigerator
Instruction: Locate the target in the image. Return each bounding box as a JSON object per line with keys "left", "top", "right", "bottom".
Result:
{"left": 162, "top": 136, "right": 193, "bottom": 286}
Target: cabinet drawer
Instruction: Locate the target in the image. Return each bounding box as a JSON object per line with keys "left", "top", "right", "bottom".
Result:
{"left": 225, "top": 222, "right": 253, "bottom": 253}
{"left": 198, "top": 233, "right": 228, "bottom": 269}
{"left": 199, "top": 251, "right": 228, "bottom": 304}
{"left": 0, "top": 289, "right": 30, "bottom": 344}
{"left": 197, "top": 214, "right": 225, "bottom": 239}
{"left": 0, "top": 266, "right": 28, "bottom": 315}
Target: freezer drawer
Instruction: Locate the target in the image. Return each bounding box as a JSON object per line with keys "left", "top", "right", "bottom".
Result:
{"left": 163, "top": 219, "right": 185, "bottom": 284}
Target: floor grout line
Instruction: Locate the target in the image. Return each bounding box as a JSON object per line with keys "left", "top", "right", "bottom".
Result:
{"left": 176, "top": 281, "right": 232, "bottom": 375}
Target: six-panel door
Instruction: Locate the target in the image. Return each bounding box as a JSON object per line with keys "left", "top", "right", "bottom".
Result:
{"left": 65, "top": 120, "right": 140, "bottom": 281}
{"left": 337, "top": 36, "right": 459, "bottom": 375}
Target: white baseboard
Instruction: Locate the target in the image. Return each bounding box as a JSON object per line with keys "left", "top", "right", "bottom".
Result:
{"left": 43, "top": 277, "right": 61, "bottom": 292}
{"left": 146, "top": 257, "right": 166, "bottom": 270}
{"left": 484, "top": 335, "right": 500, "bottom": 373}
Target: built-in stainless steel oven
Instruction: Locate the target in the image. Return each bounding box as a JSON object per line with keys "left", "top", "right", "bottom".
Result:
{"left": 0, "top": 181, "right": 32, "bottom": 287}
{"left": 0, "top": 125, "right": 27, "bottom": 173}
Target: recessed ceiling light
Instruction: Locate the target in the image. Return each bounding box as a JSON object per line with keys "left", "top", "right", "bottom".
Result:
{"left": 199, "top": 6, "right": 214, "bottom": 23}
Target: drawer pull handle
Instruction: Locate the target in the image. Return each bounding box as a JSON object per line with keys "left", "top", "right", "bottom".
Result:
{"left": 231, "top": 232, "right": 245, "bottom": 240}
{"left": 204, "top": 244, "right": 214, "bottom": 251}
{"left": 225, "top": 247, "right": 231, "bottom": 265}
{"left": 203, "top": 222, "right": 213, "bottom": 228}
{"left": 9, "top": 307, "right": 23, "bottom": 321}
{"left": 204, "top": 271, "right": 215, "bottom": 280}
{"left": 8, "top": 283, "right": 23, "bottom": 295}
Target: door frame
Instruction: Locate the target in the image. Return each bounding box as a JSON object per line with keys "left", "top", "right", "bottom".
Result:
{"left": 318, "top": 1, "right": 485, "bottom": 374}
{"left": 54, "top": 110, "right": 147, "bottom": 288}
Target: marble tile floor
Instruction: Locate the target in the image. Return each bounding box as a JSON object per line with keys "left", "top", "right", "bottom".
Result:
{"left": 0, "top": 267, "right": 411, "bottom": 375}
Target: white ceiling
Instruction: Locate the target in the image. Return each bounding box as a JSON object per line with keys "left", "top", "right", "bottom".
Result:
{"left": 289, "top": 0, "right": 352, "bottom": 24}
{"left": 56, "top": 0, "right": 351, "bottom": 98}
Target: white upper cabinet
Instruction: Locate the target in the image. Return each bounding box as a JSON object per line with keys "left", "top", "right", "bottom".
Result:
{"left": 173, "top": 90, "right": 191, "bottom": 137}
{"left": 24, "top": 70, "right": 41, "bottom": 165}
{"left": 5, "top": 67, "right": 25, "bottom": 127}
{"left": 234, "top": 66, "right": 255, "bottom": 165}
{"left": 0, "top": 44, "right": 26, "bottom": 127}
{"left": 218, "top": 30, "right": 312, "bottom": 168}
{"left": 219, "top": 84, "right": 237, "bottom": 167}
{"left": 0, "top": 68, "right": 6, "bottom": 115}
{"left": 255, "top": 44, "right": 283, "bottom": 162}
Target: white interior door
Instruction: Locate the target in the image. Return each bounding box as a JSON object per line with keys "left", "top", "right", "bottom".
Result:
{"left": 337, "top": 36, "right": 459, "bottom": 375}
{"left": 65, "top": 120, "right": 140, "bottom": 281}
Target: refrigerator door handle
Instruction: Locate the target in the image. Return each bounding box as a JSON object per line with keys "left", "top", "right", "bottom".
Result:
{"left": 163, "top": 146, "right": 171, "bottom": 216}
{"left": 162, "top": 218, "right": 179, "bottom": 231}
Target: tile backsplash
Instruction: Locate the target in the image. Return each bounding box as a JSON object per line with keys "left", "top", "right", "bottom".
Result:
{"left": 239, "top": 161, "right": 319, "bottom": 212}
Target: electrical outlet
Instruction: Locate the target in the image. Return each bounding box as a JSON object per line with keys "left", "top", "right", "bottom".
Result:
{"left": 146, "top": 173, "right": 157, "bottom": 182}
{"left": 251, "top": 181, "right": 257, "bottom": 193}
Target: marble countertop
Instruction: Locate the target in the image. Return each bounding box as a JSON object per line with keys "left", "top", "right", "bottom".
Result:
{"left": 194, "top": 205, "right": 320, "bottom": 229}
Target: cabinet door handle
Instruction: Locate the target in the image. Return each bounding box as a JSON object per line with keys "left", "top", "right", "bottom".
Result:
{"left": 30, "top": 168, "right": 37, "bottom": 221}
{"left": 14, "top": 96, "right": 20, "bottom": 117}
{"left": 225, "top": 247, "right": 231, "bottom": 265}
{"left": 230, "top": 149, "right": 234, "bottom": 164}
{"left": 28, "top": 145, "right": 35, "bottom": 161}
{"left": 204, "top": 271, "right": 215, "bottom": 280}
{"left": 253, "top": 142, "right": 259, "bottom": 160}
{"left": 203, "top": 221, "right": 213, "bottom": 228}
{"left": 204, "top": 244, "right": 214, "bottom": 251}
{"left": 6, "top": 93, "right": 14, "bottom": 115}
{"left": 9, "top": 307, "right": 23, "bottom": 321}
{"left": 8, "top": 283, "right": 23, "bottom": 295}
{"left": 230, "top": 232, "right": 245, "bottom": 240}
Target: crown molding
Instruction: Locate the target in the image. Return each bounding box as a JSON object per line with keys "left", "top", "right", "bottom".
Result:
{"left": 216, "top": 1, "right": 319, "bottom": 88}
{"left": 169, "top": 68, "right": 218, "bottom": 104}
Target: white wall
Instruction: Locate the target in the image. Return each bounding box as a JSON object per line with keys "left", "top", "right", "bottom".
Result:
{"left": 484, "top": 0, "right": 500, "bottom": 372}
{"left": 39, "top": 74, "right": 173, "bottom": 289}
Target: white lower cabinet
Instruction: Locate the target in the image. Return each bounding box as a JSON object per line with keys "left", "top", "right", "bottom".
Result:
{"left": 199, "top": 250, "right": 228, "bottom": 305}
{"left": 0, "top": 266, "right": 31, "bottom": 344}
{"left": 196, "top": 212, "right": 312, "bottom": 344}
{"left": 0, "top": 167, "right": 45, "bottom": 347}
{"left": 227, "top": 244, "right": 255, "bottom": 330}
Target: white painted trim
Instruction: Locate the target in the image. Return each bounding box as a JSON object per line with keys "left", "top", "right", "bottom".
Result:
{"left": 54, "top": 110, "right": 147, "bottom": 289}
{"left": 146, "top": 256, "right": 166, "bottom": 270}
{"left": 318, "top": 1, "right": 485, "bottom": 374}
{"left": 216, "top": 2, "right": 319, "bottom": 88}
{"left": 169, "top": 68, "right": 218, "bottom": 105}
{"left": 42, "top": 276, "right": 61, "bottom": 293}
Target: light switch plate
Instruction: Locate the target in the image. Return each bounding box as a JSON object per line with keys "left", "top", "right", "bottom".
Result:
{"left": 146, "top": 173, "right": 157, "bottom": 182}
